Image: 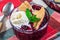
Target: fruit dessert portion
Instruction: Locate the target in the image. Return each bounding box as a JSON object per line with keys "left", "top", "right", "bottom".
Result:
{"left": 43, "top": 0, "right": 60, "bottom": 12}
{"left": 10, "top": 1, "right": 45, "bottom": 32}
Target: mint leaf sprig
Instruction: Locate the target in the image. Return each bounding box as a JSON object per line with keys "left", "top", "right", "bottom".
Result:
{"left": 26, "top": 8, "right": 40, "bottom": 22}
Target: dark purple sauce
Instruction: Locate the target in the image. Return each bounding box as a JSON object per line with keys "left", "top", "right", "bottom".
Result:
{"left": 32, "top": 5, "right": 41, "bottom": 10}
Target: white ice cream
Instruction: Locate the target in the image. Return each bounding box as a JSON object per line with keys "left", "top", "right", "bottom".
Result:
{"left": 10, "top": 11, "right": 29, "bottom": 29}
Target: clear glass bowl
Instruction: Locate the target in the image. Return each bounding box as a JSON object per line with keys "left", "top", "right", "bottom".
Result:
{"left": 10, "top": 3, "right": 50, "bottom": 40}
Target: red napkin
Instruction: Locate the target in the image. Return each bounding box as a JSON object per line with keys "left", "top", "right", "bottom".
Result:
{"left": 0, "top": 11, "right": 3, "bottom": 16}
{"left": 0, "top": 0, "right": 21, "bottom": 12}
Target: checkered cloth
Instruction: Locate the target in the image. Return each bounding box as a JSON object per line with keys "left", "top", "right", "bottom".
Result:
{"left": 0, "top": 0, "right": 59, "bottom": 40}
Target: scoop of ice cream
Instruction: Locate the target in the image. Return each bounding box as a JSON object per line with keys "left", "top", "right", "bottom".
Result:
{"left": 10, "top": 11, "right": 29, "bottom": 28}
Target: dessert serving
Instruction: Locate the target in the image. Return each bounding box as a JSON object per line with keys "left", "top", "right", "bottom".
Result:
{"left": 43, "top": 0, "right": 60, "bottom": 13}
{"left": 10, "top": 1, "right": 50, "bottom": 40}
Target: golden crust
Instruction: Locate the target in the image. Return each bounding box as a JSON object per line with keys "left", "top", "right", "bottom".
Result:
{"left": 18, "top": 1, "right": 32, "bottom": 11}
{"left": 18, "top": 3, "right": 28, "bottom": 11}
{"left": 33, "top": 7, "right": 45, "bottom": 30}
{"left": 24, "top": 1, "right": 32, "bottom": 9}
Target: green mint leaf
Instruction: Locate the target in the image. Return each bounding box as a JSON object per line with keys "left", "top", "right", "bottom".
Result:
{"left": 26, "top": 8, "right": 40, "bottom": 22}
{"left": 26, "top": 8, "right": 32, "bottom": 20}
{"left": 30, "top": 15, "right": 40, "bottom": 22}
